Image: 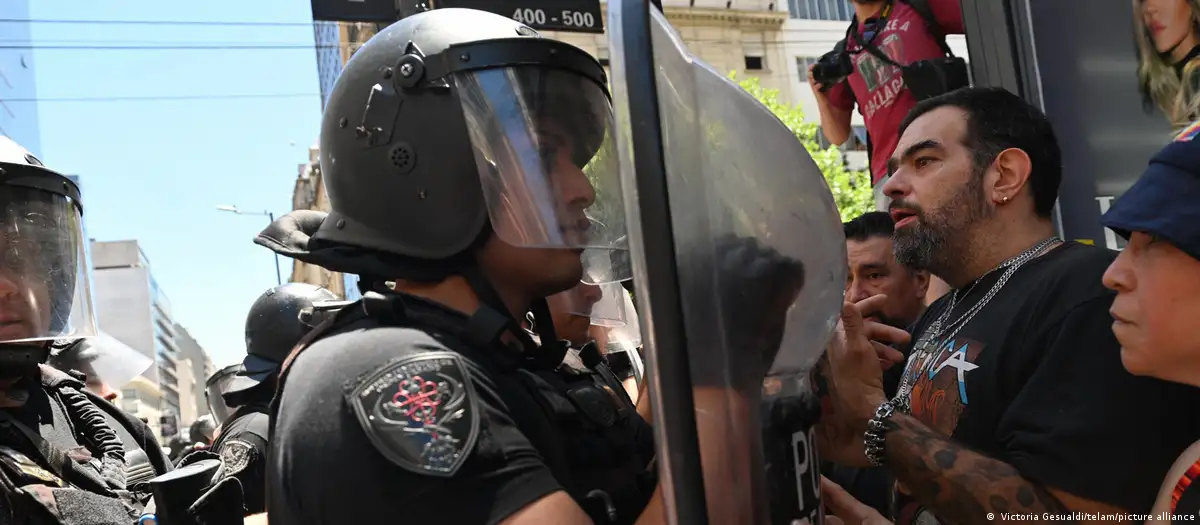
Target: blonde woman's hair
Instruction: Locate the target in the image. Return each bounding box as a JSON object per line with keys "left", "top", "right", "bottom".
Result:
{"left": 1134, "top": 0, "right": 1200, "bottom": 129}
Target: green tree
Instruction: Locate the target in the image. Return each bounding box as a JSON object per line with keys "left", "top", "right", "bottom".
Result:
{"left": 730, "top": 73, "right": 874, "bottom": 221}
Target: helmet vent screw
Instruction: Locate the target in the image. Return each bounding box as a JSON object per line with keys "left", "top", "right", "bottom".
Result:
{"left": 389, "top": 143, "right": 417, "bottom": 174}
{"left": 336, "top": 219, "right": 345, "bottom": 229}
{"left": 383, "top": 67, "right": 394, "bottom": 79}
{"left": 459, "top": 53, "right": 470, "bottom": 62}
{"left": 399, "top": 63, "right": 415, "bottom": 78}
{"left": 339, "top": 117, "right": 348, "bottom": 128}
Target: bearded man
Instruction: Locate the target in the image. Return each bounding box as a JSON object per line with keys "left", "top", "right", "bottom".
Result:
{"left": 817, "top": 87, "right": 1200, "bottom": 525}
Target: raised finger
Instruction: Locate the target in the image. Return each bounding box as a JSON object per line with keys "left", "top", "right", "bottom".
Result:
{"left": 839, "top": 301, "right": 866, "bottom": 337}
{"left": 863, "top": 321, "right": 911, "bottom": 347}
{"left": 853, "top": 294, "right": 889, "bottom": 319}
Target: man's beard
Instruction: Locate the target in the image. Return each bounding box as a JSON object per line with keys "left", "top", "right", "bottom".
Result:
{"left": 892, "top": 169, "right": 991, "bottom": 279}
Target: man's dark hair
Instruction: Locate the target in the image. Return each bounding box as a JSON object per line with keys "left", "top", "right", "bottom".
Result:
{"left": 844, "top": 211, "right": 895, "bottom": 241}
{"left": 898, "top": 87, "right": 1062, "bottom": 218}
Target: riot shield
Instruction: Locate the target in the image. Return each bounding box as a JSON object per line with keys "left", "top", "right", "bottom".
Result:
{"left": 205, "top": 364, "right": 243, "bottom": 426}
{"left": 608, "top": 1, "right": 846, "bottom": 523}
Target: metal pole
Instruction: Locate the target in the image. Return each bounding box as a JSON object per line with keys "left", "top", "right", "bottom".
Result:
{"left": 268, "top": 212, "right": 283, "bottom": 286}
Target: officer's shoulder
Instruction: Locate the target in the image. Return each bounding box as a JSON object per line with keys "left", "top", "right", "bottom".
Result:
{"left": 227, "top": 411, "right": 270, "bottom": 441}
{"left": 300, "top": 322, "right": 462, "bottom": 370}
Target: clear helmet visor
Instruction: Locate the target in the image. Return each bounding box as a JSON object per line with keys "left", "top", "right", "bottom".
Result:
{"left": 205, "top": 364, "right": 243, "bottom": 426}
{"left": 49, "top": 332, "right": 152, "bottom": 389}
{"left": 580, "top": 219, "right": 632, "bottom": 284}
{"left": 0, "top": 188, "right": 96, "bottom": 344}
{"left": 548, "top": 280, "right": 629, "bottom": 328}
{"left": 454, "top": 66, "right": 631, "bottom": 283}
{"left": 602, "top": 288, "right": 641, "bottom": 351}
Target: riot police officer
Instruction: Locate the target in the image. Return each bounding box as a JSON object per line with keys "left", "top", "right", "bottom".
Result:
{"left": 212, "top": 282, "right": 339, "bottom": 516}
{"left": 0, "top": 136, "right": 150, "bottom": 524}
{"left": 47, "top": 335, "right": 172, "bottom": 485}
{"left": 256, "top": 8, "right": 663, "bottom": 524}
{"left": 204, "top": 363, "right": 241, "bottom": 427}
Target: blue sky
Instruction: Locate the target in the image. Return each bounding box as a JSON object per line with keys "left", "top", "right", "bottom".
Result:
{"left": 27, "top": 0, "right": 323, "bottom": 368}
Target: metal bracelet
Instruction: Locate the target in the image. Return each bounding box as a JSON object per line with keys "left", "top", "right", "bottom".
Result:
{"left": 864, "top": 400, "right": 896, "bottom": 467}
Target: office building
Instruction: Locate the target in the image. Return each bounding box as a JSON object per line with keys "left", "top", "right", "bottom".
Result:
{"left": 174, "top": 324, "right": 215, "bottom": 425}
{"left": 90, "top": 240, "right": 184, "bottom": 441}
{"left": 0, "top": 0, "right": 40, "bottom": 155}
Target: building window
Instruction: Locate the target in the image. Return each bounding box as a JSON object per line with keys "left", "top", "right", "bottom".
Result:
{"left": 744, "top": 56, "right": 764, "bottom": 71}
{"left": 796, "top": 56, "right": 820, "bottom": 83}
{"left": 788, "top": 0, "right": 853, "bottom": 21}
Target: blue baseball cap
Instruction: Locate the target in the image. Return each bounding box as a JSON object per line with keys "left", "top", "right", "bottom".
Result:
{"left": 1101, "top": 120, "right": 1200, "bottom": 262}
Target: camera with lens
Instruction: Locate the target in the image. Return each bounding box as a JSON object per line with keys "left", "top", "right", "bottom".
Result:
{"left": 810, "top": 42, "right": 853, "bottom": 91}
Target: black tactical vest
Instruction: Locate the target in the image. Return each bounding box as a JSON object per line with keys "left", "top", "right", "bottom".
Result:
{"left": 270, "top": 292, "right": 657, "bottom": 525}
{"left": 0, "top": 367, "right": 147, "bottom": 525}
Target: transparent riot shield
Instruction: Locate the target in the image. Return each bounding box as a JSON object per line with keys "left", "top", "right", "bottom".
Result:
{"left": 608, "top": 1, "right": 847, "bottom": 523}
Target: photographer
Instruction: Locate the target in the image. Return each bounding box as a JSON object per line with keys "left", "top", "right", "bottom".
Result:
{"left": 808, "top": 0, "right": 966, "bottom": 210}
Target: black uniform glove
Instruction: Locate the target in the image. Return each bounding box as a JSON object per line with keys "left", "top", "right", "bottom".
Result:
{"left": 690, "top": 234, "right": 806, "bottom": 390}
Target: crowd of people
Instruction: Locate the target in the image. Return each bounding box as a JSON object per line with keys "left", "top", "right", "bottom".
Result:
{"left": 1, "top": 1, "right": 1199, "bottom": 524}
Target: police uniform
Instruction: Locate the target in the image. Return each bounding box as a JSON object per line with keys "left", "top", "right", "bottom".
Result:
{"left": 257, "top": 7, "right": 653, "bottom": 524}
{"left": 210, "top": 405, "right": 268, "bottom": 514}
{"left": 0, "top": 137, "right": 153, "bottom": 524}
{"left": 210, "top": 282, "right": 341, "bottom": 516}
{"left": 47, "top": 338, "right": 173, "bottom": 486}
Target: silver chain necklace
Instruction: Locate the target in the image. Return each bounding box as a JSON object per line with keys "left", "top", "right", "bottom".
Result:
{"left": 893, "top": 237, "right": 1061, "bottom": 413}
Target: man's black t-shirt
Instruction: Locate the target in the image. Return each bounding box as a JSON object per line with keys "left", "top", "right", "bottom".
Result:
{"left": 266, "top": 298, "right": 655, "bottom": 525}
{"left": 891, "top": 242, "right": 1200, "bottom": 524}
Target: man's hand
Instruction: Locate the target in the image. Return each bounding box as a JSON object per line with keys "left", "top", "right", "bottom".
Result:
{"left": 822, "top": 476, "right": 894, "bottom": 525}
{"left": 813, "top": 295, "right": 908, "bottom": 466}
{"left": 808, "top": 64, "right": 827, "bottom": 95}
{"left": 828, "top": 295, "right": 910, "bottom": 425}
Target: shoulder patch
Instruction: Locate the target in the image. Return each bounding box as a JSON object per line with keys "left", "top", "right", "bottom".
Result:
{"left": 346, "top": 352, "right": 479, "bottom": 478}
{"left": 220, "top": 439, "right": 255, "bottom": 476}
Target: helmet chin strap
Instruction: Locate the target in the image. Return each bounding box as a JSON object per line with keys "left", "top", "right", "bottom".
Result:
{"left": 459, "top": 265, "right": 560, "bottom": 356}
{"left": 0, "top": 343, "right": 50, "bottom": 379}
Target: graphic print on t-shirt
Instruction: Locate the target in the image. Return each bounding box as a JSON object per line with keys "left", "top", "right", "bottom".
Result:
{"left": 894, "top": 337, "right": 985, "bottom": 525}
{"left": 905, "top": 337, "right": 983, "bottom": 448}
{"left": 855, "top": 31, "right": 907, "bottom": 120}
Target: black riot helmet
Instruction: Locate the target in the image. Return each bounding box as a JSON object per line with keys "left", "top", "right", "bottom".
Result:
{"left": 311, "top": 8, "right": 630, "bottom": 283}
{"left": 0, "top": 137, "right": 97, "bottom": 376}
{"left": 307, "top": 8, "right": 633, "bottom": 348}
{"left": 223, "top": 283, "right": 340, "bottom": 399}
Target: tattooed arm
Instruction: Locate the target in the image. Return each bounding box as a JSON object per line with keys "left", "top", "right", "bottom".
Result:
{"left": 883, "top": 413, "right": 1130, "bottom": 525}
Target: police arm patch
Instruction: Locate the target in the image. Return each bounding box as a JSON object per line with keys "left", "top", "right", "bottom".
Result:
{"left": 220, "top": 439, "right": 254, "bottom": 477}
{"left": 346, "top": 352, "right": 480, "bottom": 478}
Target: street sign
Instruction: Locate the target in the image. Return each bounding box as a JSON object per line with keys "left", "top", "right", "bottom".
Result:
{"left": 435, "top": 0, "right": 604, "bottom": 33}
{"left": 310, "top": 0, "right": 397, "bottom": 22}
